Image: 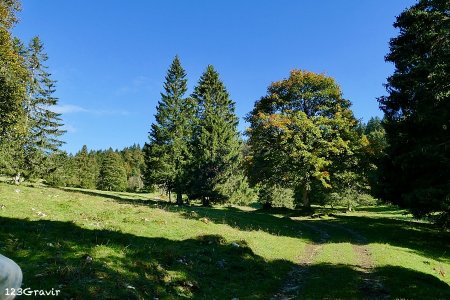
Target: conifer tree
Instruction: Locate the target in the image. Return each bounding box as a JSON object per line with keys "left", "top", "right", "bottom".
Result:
{"left": 75, "top": 145, "right": 98, "bottom": 189}
{"left": 189, "top": 65, "right": 244, "bottom": 206}
{"left": 144, "top": 56, "right": 194, "bottom": 203}
{"left": 22, "top": 36, "right": 65, "bottom": 178}
{"left": 378, "top": 0, "right": 449, "bottom": 225}
{"left": 45, "top": 151, "right": 78, "bottom": 187}
{"left": 122, "top": 144, "right": 145, "bottom": 191}
{"left": 98, "top": 149, "right": 127, "bottom": 192}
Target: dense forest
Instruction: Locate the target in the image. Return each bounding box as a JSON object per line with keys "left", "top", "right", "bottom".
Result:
{"left": 0, "top": 0, "right": 448, "bottom": 226}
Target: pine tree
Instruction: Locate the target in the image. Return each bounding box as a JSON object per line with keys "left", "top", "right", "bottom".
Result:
{"left": 189, "top": 65, "right": 244, "bottom": 206}
{"left": 22, "top": 36, "right": 65, "bottom": 178}
{"left": 378, "top": 0, "right": 449, "bottom": 225}
{"left": 122, "top": 144, "right": 145, "bottom": 191}
{"left": 98, "top": 149, "right": 127, "bottom": 192}
{"left": 144, "top": 56, "right": 195, "bottom": 203}
{"left": 44, "top": 151, "right": 78, "bottom": 187}
{"left": 75, "top": 145, "right": 98, "bottom": 189}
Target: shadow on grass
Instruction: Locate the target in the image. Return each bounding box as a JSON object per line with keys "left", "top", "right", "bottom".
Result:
{"left": 2, "top": 215, "right": 448, "bottom": 299}
{"left": 57, "top": 187, "right": 165, "bottom": 207}
{"left": 56, "top": 187, "right": 450, "bottom": 265}
{"left": 331, "top": 214, "right": 450, "bottom": 263}
{"left": 356, "top": 205, "right": 408, "bottom": 215}
{"left": 182, "top": 205, "right": 450, "bottom": 262}
{"left": 0, "top": 216, "right": 293, "bottom": 299}
{"left": 297, "top": 263, "right": 450, "bottom": 299}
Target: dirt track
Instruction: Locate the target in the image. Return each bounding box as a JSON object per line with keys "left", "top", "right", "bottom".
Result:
{"left": 272, "top": 220, "right": 389, "bottom": 299}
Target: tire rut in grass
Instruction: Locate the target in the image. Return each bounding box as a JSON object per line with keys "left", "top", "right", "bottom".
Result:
{"left": 319, "top": 222, "right": 390, "bottom": 299}
{"left": 272, "top": 222, "right": 330, "bottom": 300}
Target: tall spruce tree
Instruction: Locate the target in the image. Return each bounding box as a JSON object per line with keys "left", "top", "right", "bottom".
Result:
{"left": 378, "top": 0, "right": 449, "bottom": 225}
{"left": 144, "top": 56, "right": 194, "bottom": 204}
{"left": 75, "top": 145, "right": 98, "bottom": 189}
{"left": 98, "top": 149, "right": 127, "bottom": 192}
{"left": 189, "top": 65, "right": 243, "bottom": 206}
{"left": 22, "top": 36, "right": 65, "bottom": 178}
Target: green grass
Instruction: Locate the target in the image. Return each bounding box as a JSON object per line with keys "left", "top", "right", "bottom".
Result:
{"left": 0, "top": 183, "right": 449, "bottom": 299}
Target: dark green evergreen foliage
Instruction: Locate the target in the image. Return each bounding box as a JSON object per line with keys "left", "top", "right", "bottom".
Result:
{"left": 75, "top": 145, "right": 98, "bottom": 189}
{"left": 44, "top": 145, "right": 145, "bottom": 190}
{"left": 144, "top": 56, "right": 194, "bottom": 203}
{"left": 189, "top": 65, "right": 245, "bottom": 206}
{"left": 121, "top": 144, "right": 145, "bottom": 191}
{"left": 45, "top": 151, "right": 78, "bottom": 187}
{"left": 98, "top": 149, "right": 127, "bottom": 192}
{"left": 378, "top": 0, "right": 449, "bottom": 224}
{"left": 21, "top": 36, "right": 65, "bottom": 178}
{"left": 363, "top": 117, "right": 388, "bottom": 194}
{"left": 0, "top": 137, "right": 24, "bottom": 179}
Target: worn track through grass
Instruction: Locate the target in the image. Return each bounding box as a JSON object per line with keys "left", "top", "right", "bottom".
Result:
{"left": 273, "top": 219, "right": 391, "bottom": 299}
{"left": 321, "top": 222, "right": 390, "bottom": 299}
{"left": 272, "top": 222, "right": 330, "bottom": 299}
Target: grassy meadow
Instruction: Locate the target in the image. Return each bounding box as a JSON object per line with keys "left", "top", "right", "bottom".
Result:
{"left": 0, "top": 182, "right": 449, "bottom": 299}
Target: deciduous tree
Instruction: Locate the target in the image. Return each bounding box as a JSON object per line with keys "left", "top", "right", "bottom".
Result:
{"left": 247, "top": 70, "right": 357, "bottom": 209}
{"left": 0, "top": 0, "right": 28, "bottom": 178}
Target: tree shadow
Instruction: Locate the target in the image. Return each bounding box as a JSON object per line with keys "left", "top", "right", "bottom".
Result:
{"left": 56, "top": 187, "right": 165, "bottom": 207}
{"left": 182, "top": 204, "right": 450, "bottom": 260}
{"left": 56, "top": 187, "right": 450, "bottom": 266}
{"left": 356, "top": 205, "right": 408, "bottom": 214}
{"left": 330, "top": 214, "right": 450, "bottom": 263}
{"left": 0, "top": 217, "right": 293, "bottom": 299}
{"left": 296, "top": 263, "right": 450, "bottom": 299}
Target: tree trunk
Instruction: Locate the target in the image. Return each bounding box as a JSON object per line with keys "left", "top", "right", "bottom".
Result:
{"left": 202, "top": 196, "right": 210, "bottom": 207}
{"left": 262, "top": 202, "right": 272, "bottom": 210}
{"left": 168, "top": 190, "right": 171, "bottom": 203}
{"left": 176, "top": 192, "right": 183, "bottom": 205}
{"left": 14, "top": 173, "right": 21, "bottom": 185}
{"left": 347, "top": 200, "right": 352, "bottom": 212}
{"left": 302, "top": 185, "right": 310, "bottom": 209}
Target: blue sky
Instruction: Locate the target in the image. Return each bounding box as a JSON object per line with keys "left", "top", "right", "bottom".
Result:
{"left": 14, "top": 0, "right": 416, "bottom": 154}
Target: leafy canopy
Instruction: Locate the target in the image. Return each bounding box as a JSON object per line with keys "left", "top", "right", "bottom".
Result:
{"left": 247, "top": 70, "right": 357, "bottom": 207}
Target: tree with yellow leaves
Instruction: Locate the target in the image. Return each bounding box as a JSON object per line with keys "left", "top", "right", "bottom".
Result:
{"left": 246, "top": 70, "right": 358, "bottom": 209}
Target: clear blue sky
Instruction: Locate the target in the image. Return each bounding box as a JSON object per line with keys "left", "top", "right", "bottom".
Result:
{"left": 14, "top": 0, "right": 416, "bottom": 154}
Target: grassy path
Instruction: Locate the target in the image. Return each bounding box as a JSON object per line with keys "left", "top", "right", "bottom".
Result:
{"left": 272, "top": 222, "right": 330, "bottom": 299}
{"left": 274, "top": 220, "right": 392, "bottom": 299}
{"left": 320, "top": 221, "right": 389, "bottom": 298}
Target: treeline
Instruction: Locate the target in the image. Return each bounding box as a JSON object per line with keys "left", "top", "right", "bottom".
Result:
{"left": 45, "top": 144, "right": 145, "bottom": 192}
